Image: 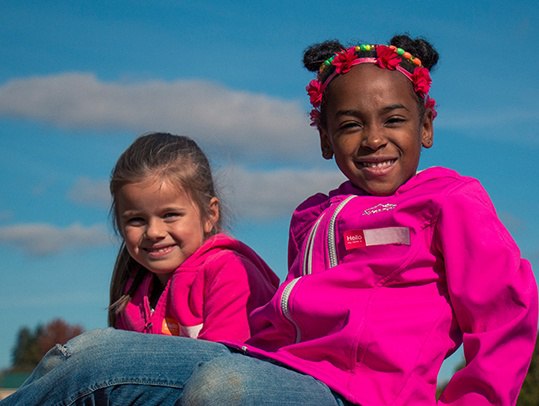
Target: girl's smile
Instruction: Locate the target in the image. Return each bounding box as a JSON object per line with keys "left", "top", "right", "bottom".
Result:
{"left": 144, "top": 244, "right": 176, "bottom": 258}
{"left": 319, "top": 64, "right": 433, "bottom": 196}
{"left": 356, "top": 157, "right": 397, "bottom": 174}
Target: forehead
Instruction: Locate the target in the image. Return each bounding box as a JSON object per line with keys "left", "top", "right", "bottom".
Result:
{"left": 325, "top": 64, "right": 417, "bottom": 108}
{"left": 117, "top": 177, "right": 192, "bottom": 207}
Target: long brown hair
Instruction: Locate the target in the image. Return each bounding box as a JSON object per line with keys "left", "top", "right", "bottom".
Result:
{"left": 108, "top": 132, "right": 221, "bottom": 326}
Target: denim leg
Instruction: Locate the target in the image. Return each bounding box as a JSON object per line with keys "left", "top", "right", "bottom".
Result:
{"left": 0, "top": 328, "right": 232, "bottom": 406}
{"left": 180, "top": 353, "right": 350, "bottom": 405}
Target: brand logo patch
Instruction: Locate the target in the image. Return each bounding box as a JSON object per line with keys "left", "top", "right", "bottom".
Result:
{"left": 344, "top": 230, "right": 366, "bottom": 250}
{"left": 362, "top": 203, "right": 396, "bottom": 216}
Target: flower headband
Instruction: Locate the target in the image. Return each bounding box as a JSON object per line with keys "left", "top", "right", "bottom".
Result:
{"left": 306, "top": 44, "right": 437, "bottom": 127}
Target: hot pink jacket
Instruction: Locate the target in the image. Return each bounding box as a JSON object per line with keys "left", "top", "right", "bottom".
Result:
{"left": 116, "top": 233, "right": 279, "bottom": 343}
{"left": 239, "top": 167, "right": 537, "bottom": 405}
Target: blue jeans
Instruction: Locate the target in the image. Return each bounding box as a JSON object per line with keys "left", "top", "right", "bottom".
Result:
{"left": 1, "top": 328, "right": 351, "bottom": 405}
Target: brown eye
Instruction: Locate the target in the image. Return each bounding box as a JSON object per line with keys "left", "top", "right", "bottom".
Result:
{"left": 385, "top": 117, "right": 405, "bottom": 126}
{"left": 126, "top": 217, "right": 145, "bottom": 226}
{"left": 339, "top": 121, "right": 362, "bottom": 131}
{"left": 163, "top": 212, "right": 183, "bottom": 222}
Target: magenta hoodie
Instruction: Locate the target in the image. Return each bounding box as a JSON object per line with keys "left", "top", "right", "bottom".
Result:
{"left": 116, "top": 233, "right": 279, "bottom": 343}
{"left": 237, "top": 167, "right": 537, "bottom": 405}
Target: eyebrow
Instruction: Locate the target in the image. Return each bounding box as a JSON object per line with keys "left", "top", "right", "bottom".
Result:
{"left": 120, "top": 210, "right": 142, "bottom": 219}
{"left": 335, "top": 103, "right": 409, "bottom": 117}
{"left": 381, "top": 103, "right": 409, "bottom": 113}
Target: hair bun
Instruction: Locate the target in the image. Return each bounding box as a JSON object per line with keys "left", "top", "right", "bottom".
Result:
{"left": 389, "top": 34, "right": 439, "bottom": 70}
{"left": 303, "top": 40, "right": 344, "bottom": 72}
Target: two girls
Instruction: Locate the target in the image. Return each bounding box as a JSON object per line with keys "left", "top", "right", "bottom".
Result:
{"left": 3, "top": 35, "right": 536, "bottom": 406}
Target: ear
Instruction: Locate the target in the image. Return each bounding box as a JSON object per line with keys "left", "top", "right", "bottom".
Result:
{"left": 421, "top": 109, "right": 434, "bottom": 149}
{"left": 204, "top": 197, "right": 220, "bottom": 235}
{"left": 319, "top": 127, "right": 334, "bottom": 160}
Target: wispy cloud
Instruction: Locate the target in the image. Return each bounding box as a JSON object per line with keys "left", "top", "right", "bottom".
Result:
{"left": 68, "top": 177, "right": 110, "bottom": 208}
{"left": 67, "top": 166, "right": 345, "bottom": 222}
{"left": 0, "top": 223, "right": 111, "bottom": 256}
{"left": 218, "top": 166, "right": 345, "bottom": 220}
{"left": 0, "top": 72, "right": 318, "bottom": 163}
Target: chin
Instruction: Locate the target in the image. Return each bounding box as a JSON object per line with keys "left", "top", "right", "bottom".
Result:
{"left": 362, "top": 185, "right": 398, "bottom": 196}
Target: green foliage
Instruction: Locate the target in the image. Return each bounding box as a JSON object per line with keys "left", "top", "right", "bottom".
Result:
{"left": 517, "top": 338, "right": 539, "bottom": 406}
{"left": 11, "top": 327, "right": 42, "bottom": 371}
{"left": 9, "top": 319, "right": 84, "bottom": 372}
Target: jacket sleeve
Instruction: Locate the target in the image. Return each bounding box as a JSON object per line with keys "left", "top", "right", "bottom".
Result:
{"left": 436, "top": 179, "right": 538, "bottom": 405}
{"left": 197, "top": 251, "right": 276, "bottom": 343}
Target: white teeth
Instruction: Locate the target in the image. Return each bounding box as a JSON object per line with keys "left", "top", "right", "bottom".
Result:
{"left": 362, "top": 160, "right": 394, "bottom": 168}
{"left": 147, "top": 246, "right": 171, "bottom": 253}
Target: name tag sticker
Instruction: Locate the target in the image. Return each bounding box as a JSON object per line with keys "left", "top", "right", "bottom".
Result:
{"left": 344, "top": 227, "right": 410, "bottom": 250}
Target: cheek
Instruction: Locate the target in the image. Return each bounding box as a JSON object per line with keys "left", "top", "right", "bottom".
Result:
{"left": 123, "top": 228, "right": 142, "bottom": 247}
{"left": 333, "top": 137, "right": 357, "bottom": 157}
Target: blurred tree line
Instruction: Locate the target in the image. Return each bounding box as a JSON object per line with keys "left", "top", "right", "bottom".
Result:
{"left": 518, "top": 338, "right": 539, "bottom": 405}
{"left": 8, "top": 319, "right": 84, "bottom": 372}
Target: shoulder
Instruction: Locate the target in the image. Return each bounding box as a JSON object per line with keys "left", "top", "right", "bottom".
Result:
{"left": 410, "top": 167, "right": 486, "bottom": 199}
{"left": 190, "top": 234, "right": 262, "bottom": 275}
{"left": 413, "top": 168, "right": 502, "bottom": 230}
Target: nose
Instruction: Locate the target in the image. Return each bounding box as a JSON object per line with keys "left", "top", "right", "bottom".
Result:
{"left": 361, "top": 126, "right": 387, "bottom": 151}
{"left": 145, "top": 219, "right": 165, "bottom": 240}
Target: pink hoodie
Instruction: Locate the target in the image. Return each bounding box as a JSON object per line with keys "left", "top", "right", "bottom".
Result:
{"left": 116, "top": 233, "right": 279, "bottom": 343}
{"left": 238, "top": 167, "right": 537, "bottom": 405}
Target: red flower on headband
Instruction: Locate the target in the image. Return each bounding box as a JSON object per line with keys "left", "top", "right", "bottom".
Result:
{"left": 411, "top": 67, "right": 432, "bottom": 95}
{"left": 306, "top": 79, "right": 323, "bottom": 108}
{"left": 332, "top": 47, "right": 357, "bottom": 74}
{"left": 309, "top": 109, "right": 321, "bottom": 127}
{"left": 425, "top": 96, "right": 438, "bottom": 119}
{"left": 375, "top": 45, "right": 401, "bottom": 70}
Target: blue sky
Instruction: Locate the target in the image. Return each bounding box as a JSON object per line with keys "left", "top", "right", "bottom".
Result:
{"left": 0, "top": 1, "right": 537, "bottom": 383}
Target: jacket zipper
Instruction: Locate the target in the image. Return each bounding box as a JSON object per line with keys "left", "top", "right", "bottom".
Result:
{"left": 327, "top": 196, "right": 357, "bottom": 268}
{"left": 280, "top": 277, "right": 302, "bottom": 343}
{"left": 281, "top": 195, "right": 356, "bottom": 343}
{"left": 282, "top": 196, "right": 356, "bottom": 344}
{"left": 302, "top": 214, "right": 325, "bottom": 276}
{"left": 281, "top": 213, "right": 325, "bottom": 343}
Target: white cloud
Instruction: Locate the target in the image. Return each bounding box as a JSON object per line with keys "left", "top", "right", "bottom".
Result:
{"left": 0, "top": 72, "right": 319, "bottom": 162}
{"left": 0, "top": 223, "right": 112, "bottom": 256}
{"left": 68, "top": 177, "right": 110, "bottom": 208}
{"left": 217, "top": 166, "right": 345, "bottom": 220}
